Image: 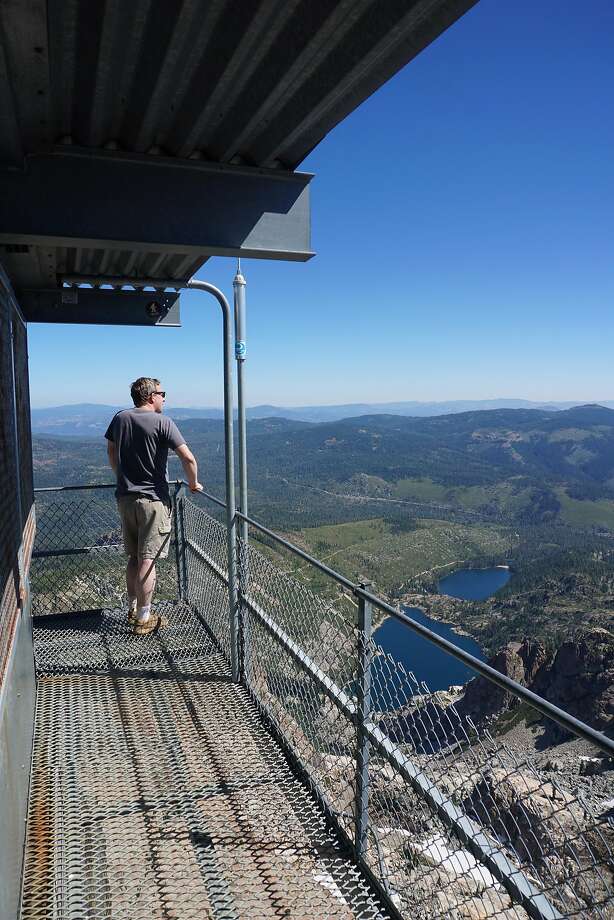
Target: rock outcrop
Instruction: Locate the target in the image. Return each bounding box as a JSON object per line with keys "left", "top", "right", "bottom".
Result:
{"left": 532, "top": 627, "right": 614, "bottom": 737}
{"left": 459, "top": 629, "right": 613, "bottom": 740}
{"left": 460, "top": 637, "right": 548, "bottom": 721}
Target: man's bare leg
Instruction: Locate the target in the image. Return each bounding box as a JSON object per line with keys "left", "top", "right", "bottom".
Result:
{"left": 135, "top": 558, "right": 156, "bottom": 625}
{"left": 126, "top": 555, "right": 138, "bottom": 614}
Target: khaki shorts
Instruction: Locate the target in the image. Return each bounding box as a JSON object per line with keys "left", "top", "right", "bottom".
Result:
{"left": 117, "top": 495, "right": 172, "bottom": 560}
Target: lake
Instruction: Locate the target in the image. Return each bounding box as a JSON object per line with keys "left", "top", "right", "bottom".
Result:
{"left": 372, "top": 567, "right": 511, "bottom": 693}
{"left": 438, "top": 566, "right": 511, "bottom": 601}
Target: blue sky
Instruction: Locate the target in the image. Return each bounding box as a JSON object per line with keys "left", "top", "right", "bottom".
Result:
{"left": 28, "top": 0, "right": 614, "bottom": 409}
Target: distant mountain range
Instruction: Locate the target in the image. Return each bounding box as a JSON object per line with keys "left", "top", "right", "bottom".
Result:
{"left": 30, "top": 398, "right": 614, "bottom": 437}
{"left": 31, "top": 404, "right": 614, "bottom": 530}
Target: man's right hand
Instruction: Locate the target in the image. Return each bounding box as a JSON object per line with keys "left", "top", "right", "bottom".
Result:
{"left": 190, "top": 481, "right": 204, "bottom": 493}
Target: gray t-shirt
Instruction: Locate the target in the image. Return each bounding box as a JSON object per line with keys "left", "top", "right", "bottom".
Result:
{"left": 105, "top": 408, "right": 185, "bottom": 502}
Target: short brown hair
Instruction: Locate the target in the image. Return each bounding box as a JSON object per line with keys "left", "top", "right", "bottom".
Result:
{"left": 130, "top": 377, "right": 160, "bottom": 407}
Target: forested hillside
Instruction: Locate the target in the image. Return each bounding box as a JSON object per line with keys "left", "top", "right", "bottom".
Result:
{"left": 33, "top": 404, "right": 614, "bottom": 529}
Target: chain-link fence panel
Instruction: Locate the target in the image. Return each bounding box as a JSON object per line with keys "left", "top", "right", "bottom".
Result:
{"left": 363, "top": 629, "right": 614, "bottom": 920}
{"left": 31, "top": 490, "right": 179, "bottom": 616}
{"left": 239, "top": 533, "right": 359, "bottom": 846}
{"left": 229, "top": 516, "right": 614, "bottom": 920}
{"left": 181, "top": 497, "right": 232, "bottom": 662}
{"left": 239, "top": 533, "right": 359, "bottom": 687}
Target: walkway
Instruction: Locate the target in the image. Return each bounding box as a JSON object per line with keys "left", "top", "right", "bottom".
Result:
{"left": 20, "top": 602, "right": 389, "bottom": 920}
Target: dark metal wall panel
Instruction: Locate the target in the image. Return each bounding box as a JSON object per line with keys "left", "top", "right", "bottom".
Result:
{"left": 0, "top": 264, "right": 34, "bottom": 683}
{"left": 12, "top": 315, "right": 34, "bottom": 527}
{"left": 0, "top": 264, "right": 36, "bottom": 920}
{"left": 0, "top": 268, "right": 20, "bottom": 613}
{"left": 0, "top": 591, "right": 35, "bottom": 920}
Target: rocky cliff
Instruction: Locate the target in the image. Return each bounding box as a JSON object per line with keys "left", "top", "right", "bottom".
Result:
{"left": 460, "top": 628, "right": 614, "bottom": 740}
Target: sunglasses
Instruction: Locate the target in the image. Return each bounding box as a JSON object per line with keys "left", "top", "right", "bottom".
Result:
{"left": 153, "top": 391, "right": 166, "bottom": 398}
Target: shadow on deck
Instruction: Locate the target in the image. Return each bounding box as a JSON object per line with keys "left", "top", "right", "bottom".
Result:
{"left": 21, "top": 601, "right": 388, "bottom": 919}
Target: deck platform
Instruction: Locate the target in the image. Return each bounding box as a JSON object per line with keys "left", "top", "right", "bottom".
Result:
{"left": 20, "top": 602, "right": 388, "bottom": 920}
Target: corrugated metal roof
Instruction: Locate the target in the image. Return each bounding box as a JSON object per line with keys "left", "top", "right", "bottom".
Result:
{"left": 0, "top": 0, "right": 477, "bottom": 290}
{"left": 0, "top": 242, "right": 205, "bottom": 291}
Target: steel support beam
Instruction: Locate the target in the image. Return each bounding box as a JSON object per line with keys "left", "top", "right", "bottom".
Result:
{"left": 0, "top": 149, "right": 313, "bottom": 262}
{"left": 19, "top": 287, "right": 181, "bottom": 326}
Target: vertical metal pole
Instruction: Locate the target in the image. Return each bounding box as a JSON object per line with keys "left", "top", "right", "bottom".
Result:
{"left": 233, "top": 262, "right": 248, "bottom": 549}
{"left": 179, "top": 492, "right": 189, "bottom": 603}
{"left": 233, "top": 263, "right": 248, "bottom": 681}
{"left": 173, "top": 480, "right": 184, "bottom": 599}
{"left": 355, "top": 585, "right": 372, "bottom": 860}
{"left": 187, "top": 280, "right": 240, "bottom": 681}
{"left": 221, "top": 297, "right": 240, "bottom": 681}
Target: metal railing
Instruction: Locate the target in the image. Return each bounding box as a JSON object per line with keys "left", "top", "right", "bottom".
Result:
{"left": 31, "top": 482, "right": 183, "bottom": 616}
{"left": 31, "top": 484, "right": 614, "bottom": 920}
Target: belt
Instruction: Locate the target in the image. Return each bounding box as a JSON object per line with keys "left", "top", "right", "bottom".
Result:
{"left": 120, "top": 492, "right": 160, "bottom": 501}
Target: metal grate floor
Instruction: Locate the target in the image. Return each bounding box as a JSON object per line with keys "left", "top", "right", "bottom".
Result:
{"left": 20, "top": 602, "right": 389, "bottom": 920}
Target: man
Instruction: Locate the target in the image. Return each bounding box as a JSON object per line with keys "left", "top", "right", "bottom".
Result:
{"left": 105, "top": 377, "right": 202, "bottom": 635}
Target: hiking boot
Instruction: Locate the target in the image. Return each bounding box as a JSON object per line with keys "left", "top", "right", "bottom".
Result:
{"left": 133, "top": 613, "right": 166, "bottom": 637}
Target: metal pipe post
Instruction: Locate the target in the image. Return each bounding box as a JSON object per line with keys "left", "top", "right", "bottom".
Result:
{"left": 233, "top": 263, "right": 248, "bottom": 680}
{"left": 179, "top": 493, "right": 189, "bottom": 602}
{"left": 187, "top": 279, "right": 240, "bottom": 681}
{"left": 355, "top": 584, "right": 372, "bottom": 859}
{"left": 233, "top": 263, "right": 248, "bottom": 552}
{"left": 172, "top": 480, "right": 184, "bottom": 599}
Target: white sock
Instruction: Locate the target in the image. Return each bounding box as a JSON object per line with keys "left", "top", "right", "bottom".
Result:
{"left": 136, "top": 604, "right": 151, "bottom": 624}
{"left": 128, "top": 596, "right": 137, "bottom": 612}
